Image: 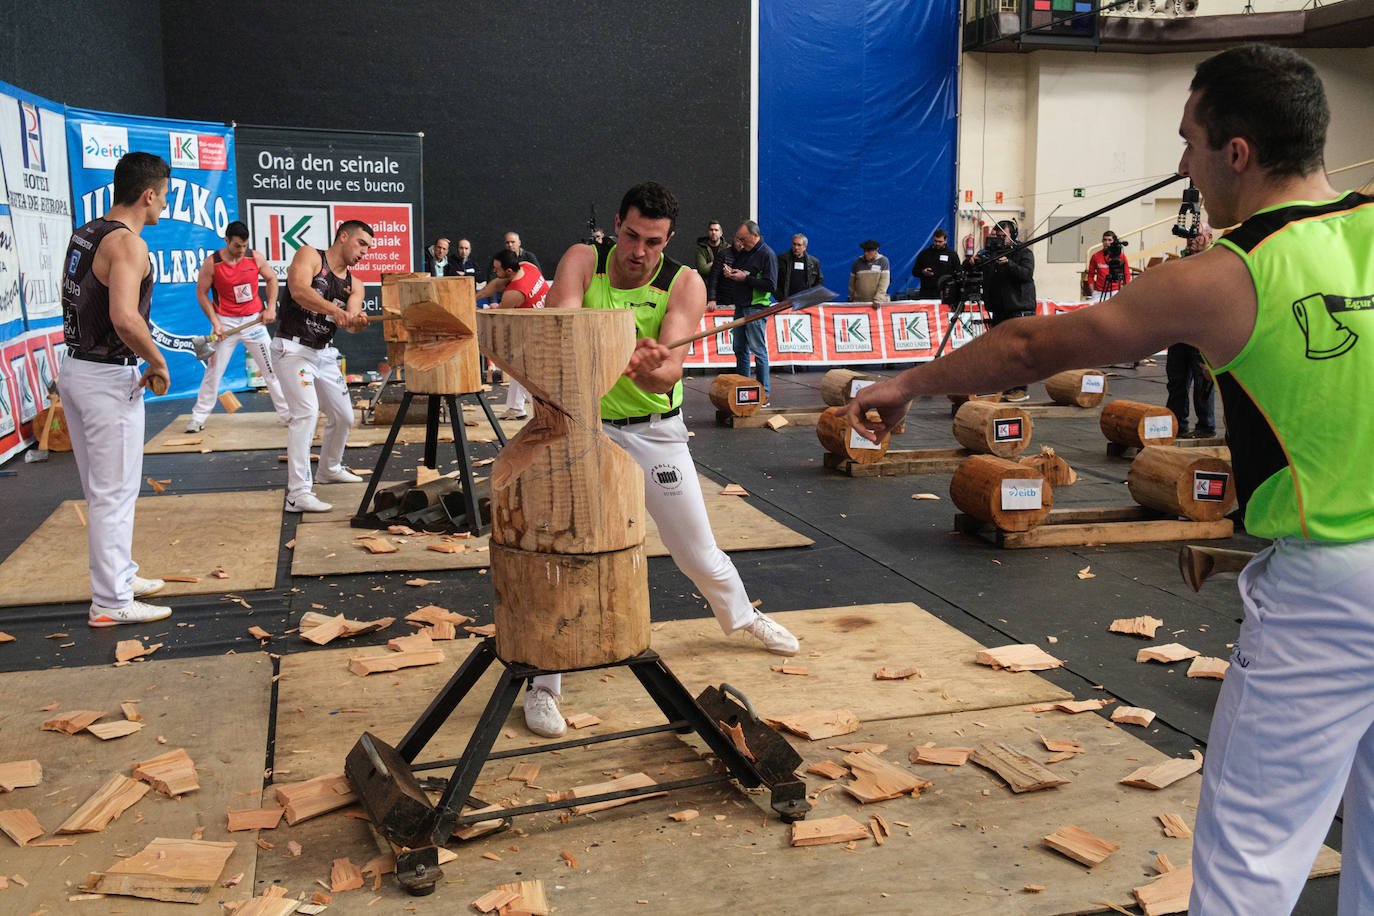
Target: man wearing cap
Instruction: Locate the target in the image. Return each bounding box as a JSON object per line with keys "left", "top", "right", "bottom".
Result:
{"left": 849, "top": 240, "right": 891, "bottom": 303}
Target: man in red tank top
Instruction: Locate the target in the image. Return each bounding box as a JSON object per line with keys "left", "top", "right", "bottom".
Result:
{"left": 488, "top": 249, "right": 549, "bottom": 418}
{"left": 186, "top": 221, "right": 290, "bottom": 431}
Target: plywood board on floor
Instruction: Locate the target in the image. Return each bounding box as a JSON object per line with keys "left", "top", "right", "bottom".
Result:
{"left": 288, "top": 474, "right": 814, "bottom": 576}
{"left": 0, "top": 653, "right": 273, "bottom": 914}
{"left": 145, "top": 411, "right": 524, "bottom": 454}
{"left": 0, "top": 489, "right": 283, "bottom": 608}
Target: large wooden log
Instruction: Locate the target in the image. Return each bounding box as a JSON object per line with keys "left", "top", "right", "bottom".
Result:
{"left": 708, "top": 373, "right": 764, "bottom": 417}
{"left": 950, "top": 454, "right": 1054, "bottom": 532}
{"left": 816, "top": 405, "right": 890, "bottom": 463}
{"left": 399, "top": 276, "right": 481, "bottom": 394}
{"left": 1043, "top": 369, "right": 1107, "bottom": 408}
{"left": 952, "top": 401, "right": 1033, "bottom": 458}
{"left": 1127, "top": 446, "right": 1237, "bottom": 521}
{"left": 380, "top": 270, "right": 427, "bottom": 368}
{"left": 491, "top": 542, "right": 651, "bottom": 669}
{"left": 1100, "top": 399, "right": 1177, "bottom": 448}
{"left": 820, "top": 369, "right": 876, "bottom": 406}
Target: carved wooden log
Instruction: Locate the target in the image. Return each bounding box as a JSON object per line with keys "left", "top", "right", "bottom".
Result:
{"left": 399, "top": 276, "right": 481, "bottom": 394}
{"left": 820, "top": 369, "right": 876, "bottom": 406}
{"left": 1019, "top": 446, "right": 1076, "bottom": 487}
{"left": 380, "top": 271, "right": 427, "bottom": 367}
{"left": 952, "top": 401, "right": 1033, "bottom": 458}
{"left": 1127, "top": 446, "right": 1236, "bottom": 522}
{"left": 491, "top": 542, "right": 651, "bottom": 670}
{"left": 708, "top": 373, "right": 764, "bottom": 417}
{"left": 816, "top": 406, "right": 890, "bottom": 463}
{"left": 1043, "top": 369, "right": 1107, "bottom": 408}
{"left": 950, "top": 455, "right": 1054, "bottom": 532}
{"left": 1100, "top": 399, "right": 1177, "bottom": 448}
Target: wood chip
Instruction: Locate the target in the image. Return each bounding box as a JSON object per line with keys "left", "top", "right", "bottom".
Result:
{"left": 133, "top": 748, "right": 200, "bottom": 796}
{"left": 146, "top": 477, "right": 168, "bottom": 494}
{"left": 82, "top": 837, "right": 236, "bottom": 903}
{"left": 41, "top": 710, "right": 103, "bottom": 734}
{"left": 1186, "top": 656, "right": 1229, "bottom": 679}
{"left": 86, "top": 720, "right": 145, "bottom": 740}
{"left": 874, "top": 666, "right": 919, "bottom": 680}
{"left": 0, "top": 631, "right": 13, "bottom": 642}
{"left": 330, "top": 856, "right": 364, "bottom": 892}
{"left": 1044, "top": 825, "right": 1120, "bottom": 866}
{"left": 57, "top": 773, "right": 149, "bottom": 833}
{"left": 227, "top": 807, "right": 285, "bottom": 831}
{"left": 806, "top": 760, "right": 850, "bottom": 780}
{"left": 790, "top": 814, "right": 870, "bottom": 847}
{"left": 472, "top": 888, "right": 521, "bottom": 913}
{"left": 1041, "top": 698, "right": 1114, "bottom": 714}
{"left": 1136, "top": 643, "right": 1201, "bottom": 664}
{"left": 507, "top": 764, "right": 540, "bottom": 784}
{"left": 406, "top": 605, "right": 472, "bottom": 626}
{"left": 247, "top": 626, "right": 272, "bottom": 640}
{"left": 464, "top": 624, "right": 497, "bottom": 637}
{"left": 426, "top": 541, "right": 466, "bottom": 554}
{"left": 1133, "top": 863, "right": 1193, "bottom": 915}
{"left": 568, "top": 773, "right": 665, "bottom": 815}
{"left": 1121, "top": 751, "right": 1204, "bottom": 790}
{"left": 115, "top": 639, "right": 162, "bottom": 662}
{"left": 969, "top": 743, "right": 1070, "bottom": 793}
{"left": 356, "top": 536, "right": 398, "bottom": 554}
{"left": 908, "top": 746, "right": 972, "bottom": 766}
{"left": 0, "top": 808, "right": 43, "bottom": 846}
{"left": 405, "top": 578, "right": 437, "bottom": 587}
{"left": 843, "top": 750, "right": 931, "bottom": 802}
{"left": 1109, "top": 616, "right": 1165, "bottom": 638}
{"left": 560, "top": 849, "right": 579, "bottom": 868}
{"left": 765, "top": 415, "right": 789, "bottom": 430}
{"left": 348, "top": 647, "right": 444, "bottom": 676}
{"left": 768, "top": 708, "right": 860, "bottom": 740}
{"left": 1041, "top": 737, "right": 1084, "bottom": 754}
{"left": 1157, "top": 812, "right": 1193, "bottom": 838}
{"left": 976, "top": 644, "right": 1064, "bottom": 672}
{"left": 1112, "top": 706, "right": 1157, "bottom": 727}
{"left": 911, "top": 492, "right": 940, "bottom": 500}
{"left": 0, "top": 759, "right": 42, "bottom": 790}
{"left": 669, "top": 809, "right": 700, "bottom": 822}
{"left": 720, "top": 484, "right": 748, "bottom": 496}
{"left": 770, "top": 665, "right": 810, "bottom": 676}
{"left": 274, "top": 774, "right": 357, "bottom": 824}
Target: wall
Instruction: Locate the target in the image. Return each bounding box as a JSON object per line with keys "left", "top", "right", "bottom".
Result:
{"left": 0, "top": 0, "right": 166, "bottom": 117}
{"left": 159, "top": 1, "right": 750, "bottom": 278}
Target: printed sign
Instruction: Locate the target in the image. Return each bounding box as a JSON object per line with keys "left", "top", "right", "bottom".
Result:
{"left": 1080, "top": 373, "right": 1105, "bottom": 393}
{"left": 1000, "top": 479, "right": 1043, "bottom": 511}
{"left": 80, "top": 123, "right": 129, "bottom": 169}
{"left": 993, "top": 417, "right": 1024, "bottom": 442}
{"left": 1193, "top": 470, "right": 1229, "bottom": 502}
{"left": 889, "top": 310, "right": 932, "bottom": 352}
{"left": 848, "top": 426, "right": 880, "bottom": 451}
{"left": 774, "top": 312, "right": 814, "bottom": 355}
{"left": 734, "top": 385, "right": 761, "bottom": 406}
{"left": 1143, "top": 414, "right": 1175, "bottom": 440}
{"left": 832, "top": 313, "right": 874, "bottom": 354}
{"left": 712, "top": 315, "right": 737, "bottom": 357}
{"left": 849, "top": 378, "right": 874, "bottom": 398}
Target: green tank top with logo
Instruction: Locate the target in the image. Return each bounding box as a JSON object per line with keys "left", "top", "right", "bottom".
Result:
{"left": 583, "top": 240, "right": 687, "bottom": 421}
{"left": 1212, "top": 191, "right": 1374, "bottom": 541}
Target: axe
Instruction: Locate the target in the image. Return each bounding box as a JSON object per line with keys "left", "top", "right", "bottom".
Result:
{"left": 1178, "top": 544, "right": 1256, "bottom": 592}
{"left": 665, "top": 285, "right": 836, "bottom": 350}
{"left": 191, "top": 314, "right": 271, "bottom": 362}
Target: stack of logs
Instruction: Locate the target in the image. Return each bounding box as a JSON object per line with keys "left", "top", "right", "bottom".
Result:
{"left": 479, "top": 308, "right": 651, "bottom": 670}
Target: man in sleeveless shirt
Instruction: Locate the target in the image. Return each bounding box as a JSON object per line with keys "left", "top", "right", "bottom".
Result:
{"left": 518, "top": 182, "right": 799, "bottom": 738}
{"left": 270, "top": 221, "right": 373, "bottom": 513}
{"left": 186, "top": 221, "right": 290, "bottom": 431}
{"left": 58, "top": 152, "right": 173, "bottom": 627}
{"left": 844, "top": 46, "right": 1374, "bottom": 914}
{"left": 487, "top": 248, "right": 550, "bottom": 420}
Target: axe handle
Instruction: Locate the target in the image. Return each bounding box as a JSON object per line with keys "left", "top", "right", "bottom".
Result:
{"left": 212, "top": 313, "right": 269, "bottom": 341}
{"left": 1179, "top": 545, "right": 1257, "bottom": 592}
{"left": 665, "top": 300, "right": 793, "bottom": 350}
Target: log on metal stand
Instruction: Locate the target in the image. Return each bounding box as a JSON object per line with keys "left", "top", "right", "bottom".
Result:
{"left": 1127, "top": 446, "right": 1237, "bottom": 521}
{"left": 380, "top": 270, "right": 428, "bottom": 369}
{"left": 950, "top": 454, "right": 1054, "bottom": 532}
{"left": 1101, "top": 399, "right": 1177, "bottom": 451}
{"left": 952, "top": 400, "right": 1033, "bottom": 458}
{"left": 820, "top": 369, "right": 875, "bottom": 406}
{"left": 709, "top": 373, "right": 764, "bottom": 417}
{"left": 1043, "top": 369, "right": 1107, "bottom": 408}
{"left": 816, "top": 405, "right": 890, "bottom": 463}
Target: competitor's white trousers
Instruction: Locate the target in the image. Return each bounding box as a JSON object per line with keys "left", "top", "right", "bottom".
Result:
{"left": 1191, "top": 536, "right": 1374, "bottom": 914}
{"left": 270, "top": 339, "right": 352, "bottom": 500}
{"left": 191, "top": 313, "right": 289, "bottom": 423}
{"left": 57, "top": 355, "right": 145, "bottom": 608}
{"left": 533, "top": 412, "right": 754, "bottom": 694}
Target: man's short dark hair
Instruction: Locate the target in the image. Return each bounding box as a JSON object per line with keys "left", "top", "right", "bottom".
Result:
{"left": 1190, "top": 44, "right": 1328, "bottom": 178}
{"left": 1102, "top": 230, "right": 1119, "bottom": 244}
{"left": 619, "top": 182, "right": 678, "bottom": 232}
{"left": 708, "top": 220, "right": 722, "bottom": 229}
{"left": 225, "top": 221, "right": 250, "bottom": 242}
{"left": 932, "top": 229, "right": 947, "bottom": 241}
{"left": 335, "top": 219, "right": 374, "bottom": 241}
{"left": 494, "top": 249, "right": 520, "bottom": 272}
{"left": 112, "top": 152, "right": 170, "bottom": 207}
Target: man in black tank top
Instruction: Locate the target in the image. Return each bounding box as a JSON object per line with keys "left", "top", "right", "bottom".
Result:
{"left": 269, "top": 220, "right": 373, "bottom": 513}
{"left": 56, "top": 152, "right": 174, "bottom": 627}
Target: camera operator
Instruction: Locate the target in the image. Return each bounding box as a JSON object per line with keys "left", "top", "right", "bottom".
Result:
{"left": 968, "top": 220, "right": 1035, "bottom": 400}
{"left": 1088, "top": 231, "right": 1132, "bottom": 298}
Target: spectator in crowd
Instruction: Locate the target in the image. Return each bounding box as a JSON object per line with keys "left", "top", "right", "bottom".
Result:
{"left": 913, "top": 229, "right": 959, "bottom": 299}
{"left": 451, "top": 238, "right": 481, "bottom": 280}
{"left": 1088, "top": 230, "right": 1133, "bottom": 297}
{"left": 498, "top": 231, "right": 540, "bottom": 270}
{"left": 776, "top": 233, "right": 823, "bottom": 299}
{"left": 423, "top": 236, "right": 457, "bottom": 276}
{"left": 969, "top": 220, "right": 1035, "bottom": 401}
{"left": 708, "top": 221, "right": 777, "bottom": 400}
{"left": 849, "top": 240, "right": 891, "bottom": 303}
{"left": 1166, "top": 222, "right": 1216, "bottom": 437}
{"left": 694, "top": 220, "right": 727, "bottom": 283}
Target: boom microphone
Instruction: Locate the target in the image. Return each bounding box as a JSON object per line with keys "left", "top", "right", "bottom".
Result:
{"left": 1172, "top": 181, "right": 1202, "bottom": 239}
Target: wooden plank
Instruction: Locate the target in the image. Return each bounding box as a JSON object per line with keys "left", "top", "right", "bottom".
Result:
{"left": 997, "top": 517, "right": 1234, "bottom": 549}
{"left": 969, "top": 742, "right": 1070, "bottom": 793}
{"left": 790, "top": 814, "right": 871, "bottom": 847}
{"left": 82, "top": 836, "right": 236, "bottom": 903}
{"left": 568, "top": 772, "right": 666, "bottom": 815}
{"left": 724, "top": 406, "right": 826, "bottom": 429}
{"left": 1019, "top": 402, "right": 1101, "bottom": 419}
{"left": 1044, "top": 824, "right": 1121, "bottom": 866}
{"left": 57, "top": 773, "right": 150, "bottom": 833}
{"left": 1122, "top": 751, "right": 1204, "bottom": 790}
{"left": 825, "top": 447, "right": 972, "bottom": 477}
{"left": 133, "top": 747, "right": 200, "bottom": 796}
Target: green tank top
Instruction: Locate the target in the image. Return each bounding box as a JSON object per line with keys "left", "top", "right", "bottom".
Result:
{"left": 583, "top": 240, "right": 687, "bottom": 420}
{"left": 1212, "top": 191, "right": 1374, "bottom": 541}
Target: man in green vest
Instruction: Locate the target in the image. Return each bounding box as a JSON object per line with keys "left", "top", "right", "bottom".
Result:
{"left": 844, "top": 44, "right": 1374, "bottom": 913}
{"left": 517, "top": 182, "right": 799, "bottom": 739}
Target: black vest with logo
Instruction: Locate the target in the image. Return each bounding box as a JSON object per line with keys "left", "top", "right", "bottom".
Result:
{"left": 277, "top": 249, "right": 353, "bottom": 349}
{"left": 61, "top": 218, "right": 153, "bottom": 361}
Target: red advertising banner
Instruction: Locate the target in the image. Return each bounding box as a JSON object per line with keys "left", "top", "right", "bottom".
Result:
{"left": 0, "top": 326, "right": 62, "bottom": 464}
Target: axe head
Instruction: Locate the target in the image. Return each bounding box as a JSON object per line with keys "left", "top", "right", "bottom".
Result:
{"left": 191, "top": 334, "right": 215, "bottom": 362}
{"left": 782, "top": 285, "right": 835, "bottom": 312}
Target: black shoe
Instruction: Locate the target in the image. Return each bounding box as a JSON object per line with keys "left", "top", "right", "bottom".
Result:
{"left": 1002, "top": 388, "right": 1029, "bottom": 402}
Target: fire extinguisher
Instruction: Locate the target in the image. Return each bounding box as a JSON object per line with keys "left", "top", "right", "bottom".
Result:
{"left": 963, "top": 234, "right": 975, "bottom": 259}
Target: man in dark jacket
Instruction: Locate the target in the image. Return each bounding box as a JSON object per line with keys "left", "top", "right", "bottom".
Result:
{"left": 694, "top": 220, "right": 726, "bottom": 283}
{"left": 776, "top": 233, "right": 823, "bottom": 299}
{"left": 913, "top": 229, "right": 959, "bottom": 298}
{"left": 971, "top": 220, "right": 1035, "bottom": 400}
{"left": 424, "top": 237, "right": 458, "bottom": 276}
{"left": 708, "top": 220, "right": 777, "bottom": 398}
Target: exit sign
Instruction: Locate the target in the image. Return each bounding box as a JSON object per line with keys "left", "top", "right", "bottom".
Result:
{"left": 1073, "top": 188, "right": 1085, "bottom": 198}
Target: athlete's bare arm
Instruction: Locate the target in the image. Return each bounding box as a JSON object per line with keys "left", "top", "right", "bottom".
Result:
{"left": 254, "top": 250, "right": 278, "bottom": 319}
{"left": 195, "top": 253, "right": 223, "bottom": 336}
{"left": 545, "top": 243, "right": 595, "bottom": 309}
{"left": 624, "top": 269, "right": 708, "bottom": 394}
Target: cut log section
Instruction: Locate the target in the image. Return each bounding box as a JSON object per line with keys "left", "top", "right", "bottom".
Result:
{"left": 1121, "top": 750, "right": 1204, "bottom": 789}
{"left": 952, "top": 400, "right": 1033, "bottom": 458}
{"left": 790, "top": 814, "right": 871, "bottom": 847}
{"left": 975, "top": 643, "right": 1064, "bottom": 672}
{"left": 82, "top": 837, "right": 236, "bottom": 904}
{"left": 1043, "top": 825, "right": 1120, "bottom": 867}
{"left": 1019, "top": 446, "right": 1077, "bottom": 487}
{"left": 708, "top": 373, "right": 765, "bottom": 417}
{"left": 1043, "top": 369, "right": 1107, "bottom": 408}
{"left": 133, "top": 748, "right": 200, "bottom": 797}
{"left": 57, "top": 773, "right": 150, "bottom": 833}
{"left": 820, "top": 368, "right": 876, "bottom": 406}
{"left": 816, "top": 405, "right": 890, "bottom": 463}
{"left": 398, "top": 275, "right": 481, "bottom": 389}
{"left": 1100, "top": 399, "right": 1177, "bottom": 449}
{"left": 950, "top": 455, "right": 1053, "bottom": 533}
{"left": 1127, "top": 446, "right": 1236, "bottom": 521}
{"left": 969, "top": 743, "right": 1070, "bottom": 793}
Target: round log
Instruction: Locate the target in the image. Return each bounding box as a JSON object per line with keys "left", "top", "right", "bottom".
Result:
{"left": 491, "top": 542, "right": 651, "bottom": 669}
{"left": 1100, "top": 399, "right": 1177, "bottom": 448}
{"left": 1019, "top": 446, "right": 1076, "bottom": 487}
{"left": 33, "top": 404, "right": 71, "bottom": 451}
{"left": 952, "top": 401, "right": 1033, "bottom": 458}
{"left": 1127, "top": 446, "right": 1237, "bottom": 521}
{"left": 950, "top": 454, "right": 1054, "bottom": 532}
{"left": 816, "top": 405, "right": 890, "bottom": 463}
{"left": 1043, "top": 369, "right": 1107, "bottom": 408}
{"left": 820, "top": 369, "right": 876, "bottom": 406}
{"left": 708, "top": 373, "right": 764, "bottom": 416}
{"left": 400, "top": 276, "right": 482, "bottom": 394}
{"left": 947, "top": 392, "right": 1002, "bottom": 405}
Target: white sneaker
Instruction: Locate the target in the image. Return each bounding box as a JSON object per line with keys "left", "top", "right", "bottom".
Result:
{"left": 132, "top": 575, "right": 165, "bottom": 598}
{"left": 315, "top": 467, "right": 363, "bottom": 484}
{"left": 89, "top": 600, "right": 172, "bottom": 628}
{"left": 523, "top": 686, "right": 567, "bottom": 738}
{"left": 500, "top": 409, "right": 528, "bottom": 421}
{"left": 285, "top": 492, "right": 332, "bottom": 513}
{"left": 184, "top": 419, "right": 205, "bottom": 433}
{"left": 740, "top": 612, "right": 799, "bottom": 656}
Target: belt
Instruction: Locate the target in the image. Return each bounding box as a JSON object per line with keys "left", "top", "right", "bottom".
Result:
{"left": 285, "top": 335, "right": 327, "bottom": 350}
{"left": 69, "top": 350, "right": 138, "bottom": 366}
{"left": 604, "top": 406, "right": 681, "bottom": 427}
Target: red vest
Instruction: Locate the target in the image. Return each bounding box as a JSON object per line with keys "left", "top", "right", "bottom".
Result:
{"left": 507, "top": 264, "right": 549, "bottom": 309}
{"left": 211, "top": 250, "right": 265, "bottom": 317}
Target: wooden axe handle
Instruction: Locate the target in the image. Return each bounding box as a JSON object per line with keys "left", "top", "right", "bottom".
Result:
{"left": 665, "top": 300, "right": 793, "bottom": 350}
{"left": 1178, "top": 545, "right": 1256, "bottom": 592}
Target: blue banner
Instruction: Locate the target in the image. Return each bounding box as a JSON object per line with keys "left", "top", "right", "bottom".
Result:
{"left": 65, "top": 109, "right": 238, "bottom": 400}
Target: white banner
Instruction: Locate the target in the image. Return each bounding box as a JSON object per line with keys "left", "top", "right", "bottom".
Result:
{"left": 0, "top": 162, "right": 21, "bottom": 332}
